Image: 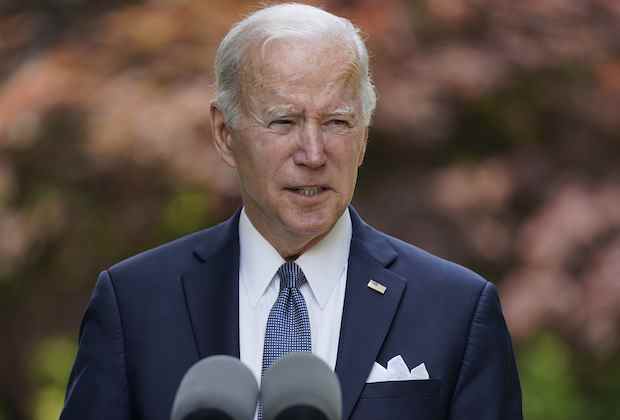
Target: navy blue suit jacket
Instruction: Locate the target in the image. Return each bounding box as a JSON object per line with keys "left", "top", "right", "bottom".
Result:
{"left": 60, "top": 207, "right": 522, "bottom": 420}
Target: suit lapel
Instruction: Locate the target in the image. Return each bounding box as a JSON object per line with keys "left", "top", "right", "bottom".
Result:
{"left": 181, "top": 211, "right": 241, "bottom": 359}
{"left": 179, "top": 207, "right": 406, "bottom": 419}
{"left": 336, "top": 208, "right": 407, "bottom": 420}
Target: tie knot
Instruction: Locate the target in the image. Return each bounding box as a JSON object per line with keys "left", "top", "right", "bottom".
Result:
{"left": 277, "top": 261, "right": 306, "bottom": 290}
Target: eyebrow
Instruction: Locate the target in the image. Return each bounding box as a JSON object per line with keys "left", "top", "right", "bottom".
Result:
{"left": 327, "top": 105, "right": 355, "bottom": 117}
{"left": 265, "top": 105, "right": 356, "bottom": 118}
{"left": 265, "top": 105, "right": 299, "bottom": 117}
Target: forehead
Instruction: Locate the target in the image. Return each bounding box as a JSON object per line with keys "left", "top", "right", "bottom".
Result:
{"left": 241, "top": 38, "right": 361, "bottom": 111}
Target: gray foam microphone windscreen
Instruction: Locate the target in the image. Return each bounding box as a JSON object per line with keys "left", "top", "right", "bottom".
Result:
{"left": 171, "top": 355, "right": 259, "bottom": 420}
{"left": 261, "top": 352, "right": 342, "bottom": 420}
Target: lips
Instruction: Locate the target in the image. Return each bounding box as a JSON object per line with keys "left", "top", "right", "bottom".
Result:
{"left": 285, "top": 186, "right": 329, "bottom": 197}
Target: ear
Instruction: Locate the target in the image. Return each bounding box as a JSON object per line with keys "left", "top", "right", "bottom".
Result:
{"left": 357, "top": 127, "right": 369, "bottom": 167}
{"left": 210, "top": 102, "right": 237, "bottom": 168}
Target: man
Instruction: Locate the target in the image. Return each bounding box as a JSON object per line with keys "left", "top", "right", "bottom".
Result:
{"left": 61, "top": 3, "right": 522, "bottom": 420}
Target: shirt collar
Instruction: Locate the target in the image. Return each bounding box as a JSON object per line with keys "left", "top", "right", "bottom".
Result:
{"left": 238, "top": 208, "right": 352, "bottom": 309}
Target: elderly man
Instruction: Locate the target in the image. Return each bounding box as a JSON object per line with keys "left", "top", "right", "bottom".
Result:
{"left": 61, "top": 3, "right": 522, "bottom": 420}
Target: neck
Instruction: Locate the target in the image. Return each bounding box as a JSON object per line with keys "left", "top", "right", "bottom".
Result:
{"left": 269, "top": 230, "right": 328, "bottom": 260}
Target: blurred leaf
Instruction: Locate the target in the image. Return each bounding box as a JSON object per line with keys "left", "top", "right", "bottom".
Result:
{"left": 518, "top": 333, "right": 586, "bottom": 420}
{"left": 29, "top": 336, "right": 76, "bottom": 420}
{"left": 33, "top": 387, "right": 65, "bottom": 420}
{"left": 30, "top": 336, "right": 76, "bottom": 388}
{"left": 160, "top": 190, "right": 211, "bottom": 238}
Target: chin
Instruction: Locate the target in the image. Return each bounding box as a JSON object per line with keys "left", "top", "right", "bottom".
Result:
{"left": 283, "top": 206, "right": 341, "bottom": 240}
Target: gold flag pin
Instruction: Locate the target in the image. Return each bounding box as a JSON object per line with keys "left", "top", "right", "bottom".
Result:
{"left": 368, "top": 280, "right": 387, "bottom": 294}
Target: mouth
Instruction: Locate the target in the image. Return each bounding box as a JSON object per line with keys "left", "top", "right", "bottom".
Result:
{"left": 285, "top": 186, "right": 329, "bottom": 197}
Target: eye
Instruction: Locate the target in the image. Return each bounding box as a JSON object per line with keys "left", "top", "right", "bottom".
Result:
{"left": 327, "top": 119, "right": 352, "bottom": 128}
{"left": 269, "top": 119, "right": 294, "bottom": 128}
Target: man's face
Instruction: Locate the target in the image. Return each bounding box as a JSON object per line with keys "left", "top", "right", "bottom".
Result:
{"left": 212, "top": 39, "right": 368, "bottom": 256}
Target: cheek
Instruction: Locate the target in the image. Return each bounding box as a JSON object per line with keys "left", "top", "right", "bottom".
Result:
{"left": 237, "top": 145, "right": 287, "bottom": 192}
{"left": 233, "top": 134, "right": 273, "bottom": 171}
{"left": 335, "top": 137, "right": 366, "bottom": 168}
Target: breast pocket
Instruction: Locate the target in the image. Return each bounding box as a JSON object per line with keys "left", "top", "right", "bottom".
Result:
{"left": 350, "top": 379, "right": 441, "bottom": 420}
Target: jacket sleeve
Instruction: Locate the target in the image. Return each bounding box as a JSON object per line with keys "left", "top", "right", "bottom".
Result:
{"left": 449, "top": 281, "right": 523, "bottom": 420}
{"left": 60, "top": 270, "right": 131, "bottom": 420}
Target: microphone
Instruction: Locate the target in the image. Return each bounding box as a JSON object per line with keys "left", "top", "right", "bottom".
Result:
{"left": 171, "top": 355, "right": 259, "bottom": 420}
{"left": 261, "top": 352, "right": 342, "bottom": 420}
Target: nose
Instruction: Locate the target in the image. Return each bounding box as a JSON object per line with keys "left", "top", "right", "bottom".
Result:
{"left": 293, "top": 121, "right": 327, "bottom": 168}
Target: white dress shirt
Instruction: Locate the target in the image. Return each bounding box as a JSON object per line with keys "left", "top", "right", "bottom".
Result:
{"left": 238, "top": 207, "right": 352, "bottom": 388}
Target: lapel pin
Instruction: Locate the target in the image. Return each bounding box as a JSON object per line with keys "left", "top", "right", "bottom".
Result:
{"left": 368, "top": 279, "right": 387, "bottom": 295}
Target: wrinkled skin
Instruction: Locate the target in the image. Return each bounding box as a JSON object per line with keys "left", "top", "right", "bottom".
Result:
{"left": 211, "top": 38, "right": 368, "bottom": 258}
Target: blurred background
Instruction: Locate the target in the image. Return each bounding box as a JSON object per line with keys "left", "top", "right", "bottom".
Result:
{"left": 1, "top": 0, "right": 619, "bottom": 419}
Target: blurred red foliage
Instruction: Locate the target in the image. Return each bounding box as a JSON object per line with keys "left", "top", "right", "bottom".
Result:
{"left": 1, "top": 1, "right": 619, "bottom": 417}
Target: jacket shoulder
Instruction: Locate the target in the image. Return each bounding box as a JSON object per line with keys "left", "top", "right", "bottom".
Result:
{"left": 374, "top": 227, "right": 489, "bottom": 294}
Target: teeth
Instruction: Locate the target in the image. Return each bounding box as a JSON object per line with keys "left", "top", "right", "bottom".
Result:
{"left": 295, "top": 187, "right": 322, "bottom": 197}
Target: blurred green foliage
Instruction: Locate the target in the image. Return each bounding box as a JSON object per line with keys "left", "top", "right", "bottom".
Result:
{"left": 160, "top": 190, "right": 212, "bottom": 239}
{"left": 29, "top": 337, "right": 76, "bottom": 420}
{"left": 519, "top": 333, "right": 620, "bottom": 420}
{"left": 519, "top": 333, "right": 586, "bottom": 420}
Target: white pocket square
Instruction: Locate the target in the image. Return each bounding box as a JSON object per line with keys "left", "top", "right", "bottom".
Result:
{"left": 366, "top": 355, "right": 430, "bottom": 383}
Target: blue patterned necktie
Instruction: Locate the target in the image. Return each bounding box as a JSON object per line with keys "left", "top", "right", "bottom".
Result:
{"left": 258, "top": 261, "right": 312, "bottom": 419}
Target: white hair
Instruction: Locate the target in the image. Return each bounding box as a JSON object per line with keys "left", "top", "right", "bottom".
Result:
{"left": 214, "top": 2, "right": 377, "bottom": 127}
